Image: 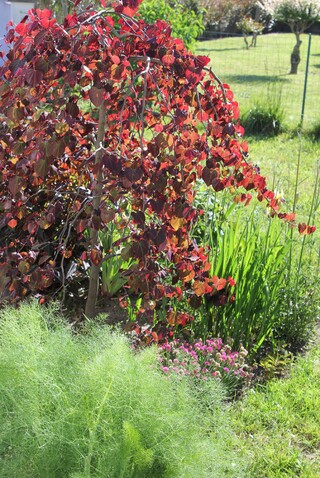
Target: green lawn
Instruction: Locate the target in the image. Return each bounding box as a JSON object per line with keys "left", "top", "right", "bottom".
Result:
{"left": 197, "top": 33, "right": 320, "bottom": 130}
{"left": 249, "top": 134, "right": 320, "bottom": 275}
{"left": 246, "top": 134, "right": 320, "bottom": 222}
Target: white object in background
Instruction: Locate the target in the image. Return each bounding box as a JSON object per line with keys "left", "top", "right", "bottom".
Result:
{"left": 12, "top": 2, "right": 34, "bottom": 23}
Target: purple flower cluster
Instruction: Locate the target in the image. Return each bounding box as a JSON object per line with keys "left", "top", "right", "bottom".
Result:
{"left": 159, "top": 338, "right": 253, "bottom": 393}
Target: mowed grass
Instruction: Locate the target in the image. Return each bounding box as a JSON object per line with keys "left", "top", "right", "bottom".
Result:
{"left": 197, "top": 33, "right": 320, "bottom": 130}
{"left": 232, "top": 345, "right": 320, "bottom": 477}
{"left": 249, "top": 134, "right": 320, "bottom": 274}
{"left": 246, "top": 134, "right": 320, "bottom": 222}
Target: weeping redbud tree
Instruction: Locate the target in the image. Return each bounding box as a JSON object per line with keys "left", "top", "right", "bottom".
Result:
{"left": 0, "top": 0, "right": 314, "bottom": 321}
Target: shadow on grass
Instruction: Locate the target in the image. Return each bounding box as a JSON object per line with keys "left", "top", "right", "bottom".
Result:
{"left": 196, "top": 47, "right": 243, "bottom": 53}
{"left": 225, "top": 74, "right": 290, "bottom": 84}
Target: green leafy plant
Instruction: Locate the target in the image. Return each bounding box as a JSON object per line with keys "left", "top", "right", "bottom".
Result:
{"left": 124, "top": 295, "right": 143, "bottom": 322}
{"left": 138, "top": 0, "right": 205, "bottom": 50}
{"left": 0, "top": 301, "right": 244, "bottom": 478}
{"left": 191, "top": 188, "right": 292, "bottom": 353}
{"left": 99, "top": 220, "right": 134, "bottom": 299}
{"left": 209, "top": 207, "right": 291, "bottom": 353}
{"left": 258, "top": 347, "right": 293, "bottom": 380}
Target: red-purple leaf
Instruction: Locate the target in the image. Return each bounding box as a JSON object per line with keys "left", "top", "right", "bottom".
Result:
{"left": 7, "top": 218, "right": 17, "bottom": 228}
{"left": 34, "top": 158, "right": 49, "bottom": 179}
{"left": 162, "top": 54, "right": 175, "bottom": 66}
{"left": 89, "top": 87, "right": 104, "bottom": 107}
{"left": 25, "top": 69, "right": 44, "bottom": 86}
{"left": 8, "top": 177, "right": 25, "bottom": 197}
{"left": 131, "top": 240, "right": 149, "bottom": 259}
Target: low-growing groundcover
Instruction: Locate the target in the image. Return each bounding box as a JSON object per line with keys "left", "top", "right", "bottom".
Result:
{"left": 0, "top": 302, "right": 245, "bottom": 478}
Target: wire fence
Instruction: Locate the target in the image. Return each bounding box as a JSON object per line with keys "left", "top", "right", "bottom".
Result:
{"left": 197, "top": 32, "right": 320, "bottom": 130}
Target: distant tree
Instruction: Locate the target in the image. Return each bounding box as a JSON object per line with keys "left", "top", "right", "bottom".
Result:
{"left": 199, "top": 0, "right": 257, "bottom": 31}
{"left": 237, "top": 16, "right": 264, "bottom": 48}
{"left": 258, "top": 0, "right": 320, "bottom": 73}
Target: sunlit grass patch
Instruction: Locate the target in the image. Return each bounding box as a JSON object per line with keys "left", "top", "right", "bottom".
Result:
{"left": 232, "top": 346, "right": 320, "bottom": 477}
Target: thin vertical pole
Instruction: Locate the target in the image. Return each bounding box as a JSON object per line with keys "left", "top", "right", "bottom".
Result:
{"left": 300, "top": 33, "right": 312, "bottom": 127}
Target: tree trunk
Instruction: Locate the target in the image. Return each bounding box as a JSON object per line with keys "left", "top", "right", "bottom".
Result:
{"left": 58, "top": 1, "right": 69, "bottom": 23}
{"left": 243, "top": 34, "right": 249, "bottom": 50}
{"left": 85, "top": 101, "right": 106, "bottom": 318}
{"left": 251, "top": 32, "right": 257, "bottom": 48}
{"left": 290, "top": 33, "right": 302, "bottom": 75}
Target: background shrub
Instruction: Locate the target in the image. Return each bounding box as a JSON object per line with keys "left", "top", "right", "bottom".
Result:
{"left": 241, "top": 96, "right": 284, "bottom": 136}
{"left": 274, "top": 277, "right": 320, "bottom": 352}
{"left": 138, "top": 0, "right": 205, "bottom": 50}
{"left": 308, "top": 121, "right": 320, "bottom": 141}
